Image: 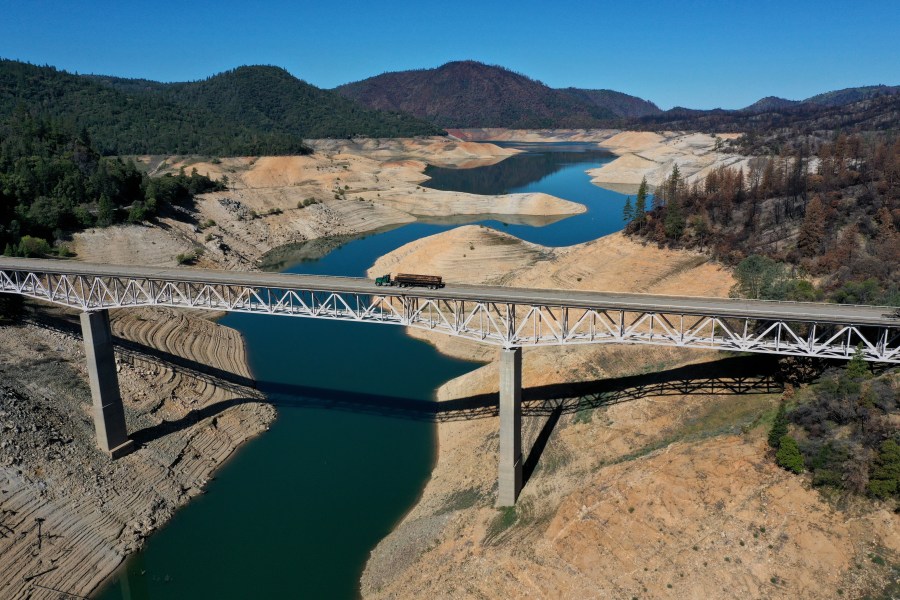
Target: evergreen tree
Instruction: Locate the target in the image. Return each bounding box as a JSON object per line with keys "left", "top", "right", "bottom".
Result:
{"left": 634, "top": 178, "right": 648, "bottom": 229}
{"left": 776, "top": 435, "right": 805, "bottom": 474}
{"left": 730, "top": 255, "right": 787, "bottom": 300}
{"left": 668, "top": 164, "right": 682, "bottom": 203}
{"left": 768, "top": 402, "right": 789, "bottom": 449}
{"left": 664, "top": 199, "right": 686, "bottom": 239}
{"left": 96, "top": 194, "right": 115, "bottom": 228}
{"left": 845, "top": 344, "right": 869, "bottom": 379}
{"left": 797, "top": 195, "right": 827, "bottom": 257}
{"left": 868, "top": 438, "right": 900, "bottom": 499}
{"left": 622, "top": 197, "right": 634, "bottom": 224}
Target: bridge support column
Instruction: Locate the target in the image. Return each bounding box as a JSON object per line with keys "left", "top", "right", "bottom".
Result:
{"left": 497, "top": 347, "right": 522, "bottom": 507}
{"left": 80, "top": 310, "right": 133, "bottom": 458}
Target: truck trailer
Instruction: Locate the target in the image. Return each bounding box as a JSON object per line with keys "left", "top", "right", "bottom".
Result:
{"left": 374, "top": 273, "right": 444, "bottom": 289}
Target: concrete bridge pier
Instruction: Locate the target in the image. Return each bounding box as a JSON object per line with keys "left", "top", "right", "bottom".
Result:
{"left": 80, "top": 309, "right": 134, "bottom": 458}
{"left": 497, "top": 347, "right": 522, "bottom": 507}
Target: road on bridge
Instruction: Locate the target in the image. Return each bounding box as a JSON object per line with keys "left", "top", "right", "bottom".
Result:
{"left": 0, "top": 257, "right": 896, "bottom": 326}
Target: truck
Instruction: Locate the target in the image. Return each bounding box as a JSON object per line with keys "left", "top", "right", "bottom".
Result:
{"left": 374, "top": 273, "right": 444, "bottom": 289}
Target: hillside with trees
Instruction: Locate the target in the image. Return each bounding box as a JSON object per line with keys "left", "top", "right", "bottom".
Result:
{"left": 0, "top": 60, "right": 443, "bottom": 156}
{"left": 96, "top": 65, "right": 445, "bottom": 141}
{"left": 768, "top": 352, "right": 899, "bottom": 505}
{"left": 335, "top": 60, "right": 898, "bottom": 132}
{"left": 623, "top": 133, "right": 899, "bottom": 307}
{"left": 0, "top": 110, "right": 224, "bottom": 257}
{"left": 335, "top": 61, "right": 655, "bottom": 128}
{"left": 560, "top": 87, "right": 661, "bottom": 117}
{"left": 633, "top": 92, "right": 900, "bottom": 138}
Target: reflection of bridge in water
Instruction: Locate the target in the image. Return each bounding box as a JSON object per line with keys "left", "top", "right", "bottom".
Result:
{"left": 2, "top": 258, "right": 897, "bottom": 504}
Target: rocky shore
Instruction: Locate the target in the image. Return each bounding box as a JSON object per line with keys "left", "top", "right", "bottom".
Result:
{"left": 0, "top": 306, "right": 274, "bottom": 599}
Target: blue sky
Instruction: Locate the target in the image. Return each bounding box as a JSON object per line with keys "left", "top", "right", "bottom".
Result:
{"left": 1, "top": 0, "right": 897, "bottom": 109}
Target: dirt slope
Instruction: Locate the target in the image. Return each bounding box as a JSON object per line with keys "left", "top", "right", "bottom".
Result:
{"left": 73, "top": 139, "right": 580, "bottom": 271}
{"left": 588, "top": 131, "right": 750, "bottom": 190}
{"left": 360, "top": 226, "right": 900, "bottom": 599}
{"left": 0, "top": 307, "right": 274, "bottom": 599}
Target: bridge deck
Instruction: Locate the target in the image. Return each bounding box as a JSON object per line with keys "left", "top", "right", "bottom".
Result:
{"left": 0, "top": 257, "right": 895, "bottom": 326}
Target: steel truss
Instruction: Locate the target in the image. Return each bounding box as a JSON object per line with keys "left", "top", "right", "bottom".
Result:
{"left": 2, "top": 268, "right": 898, "bottom": 363}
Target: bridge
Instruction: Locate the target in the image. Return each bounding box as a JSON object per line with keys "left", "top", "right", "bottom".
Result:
{"left": 2, "top": 257, "right": 898, "bottom": 505}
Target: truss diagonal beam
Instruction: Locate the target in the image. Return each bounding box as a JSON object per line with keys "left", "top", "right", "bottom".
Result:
{"left": 1, "top": 264, "right": 897, "bottom": 363}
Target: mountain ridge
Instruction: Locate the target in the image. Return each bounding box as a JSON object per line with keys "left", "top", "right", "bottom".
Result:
{"left": 0, "top": 60, "right": 444, "bottom": 156}
{"left": 335, "top": 61, "right": 641, "bottom": 128}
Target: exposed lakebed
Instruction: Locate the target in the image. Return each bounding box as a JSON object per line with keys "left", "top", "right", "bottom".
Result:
{"left": 97, "top": 143, "right": 632, "bottom": 599}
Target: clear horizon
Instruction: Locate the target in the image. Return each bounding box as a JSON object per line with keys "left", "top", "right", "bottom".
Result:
{"left": 1, "top": 0, "right": 898, "bottom": 110}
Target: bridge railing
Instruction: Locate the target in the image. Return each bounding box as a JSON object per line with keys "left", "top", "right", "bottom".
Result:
{"left": 1, "top": 267, "right": 898, "bottom": 363}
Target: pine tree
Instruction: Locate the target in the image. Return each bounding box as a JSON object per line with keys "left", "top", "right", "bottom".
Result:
{"left": 846, "top": 344, "right": 869, "bottom": 379}
{"left": 874, "top": 206, "right": 899, "bottom": 264}
{"left": 667, "top": 164, "right": 682, "bottom": 205}
{"left": 635, "top": 178, "right": 648, "bottom": 229}
{"left": 97, "top": 194, "right": 115, "bottom": 228}
{"left": 622, "top": 197, "right": 634, "bottom": 224}
{"left": 797, "top": 195, "right": 827, "bottom": 257}
{"left": 664, "top": 199, "right": 686, "bottom": 239}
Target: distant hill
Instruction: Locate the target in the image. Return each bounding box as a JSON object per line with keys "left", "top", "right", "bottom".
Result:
{"left": 742, "top": 96, "right": 800, "bottom": 113}
{"left": 561, "top": 88, "right": 661, "bottom": 118}
{"left": 742, "top": 86, "right": 900, "bottom": 114}
{"left": 335, "top": 61, "right": 643, "bottom": 128}
{"left": 634, "top": 93, "right": 900, "bottom": 141}
{"left": 804, "top": 84, "right": 900, "bottom": 107}
{"left": 96, "top": 66, "right": 444, "bottom": 141}
{"left": 0, "top": 60, "right": 443, "bottom": 156}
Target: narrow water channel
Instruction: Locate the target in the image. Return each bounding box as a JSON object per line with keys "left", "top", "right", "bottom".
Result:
{"left": 97, "top": 143, "right": 633, "bottom": 599}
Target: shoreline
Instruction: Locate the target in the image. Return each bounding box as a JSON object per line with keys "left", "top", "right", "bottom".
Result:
{"left": 0, "top": 306, "right": 276, "bottom": 599}
{"left": 448, "top": 128, "right": 752, "bottom": 193}
{"left": 1, "top": 137, "right": 558, "bottom": 597}
{"left": 357, "top": 223, "right": 900, "bottom": 599}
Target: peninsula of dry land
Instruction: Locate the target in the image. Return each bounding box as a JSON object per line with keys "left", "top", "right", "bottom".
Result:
{"left": 361, "top": 225, "right": 900, "bottom": 600}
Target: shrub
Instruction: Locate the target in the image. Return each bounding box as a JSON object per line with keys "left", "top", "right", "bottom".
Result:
{"left": 776, "top": 435, "right": 805, "bottom": 474}
{"left": 127, "top": 200, "right": 150, "bottom": 223}
{"left": 868, "top": 438, "right": 900, "bottom": 499}
{"left": 484, "top": 506, "right": 517, "bottom": 544}
{"left": 176, "top": 247, "right": 204, "bottom": 265}
{"left": 768, "top": 402, "right": 789, "bottom": 449}
{"left": 297, "top": 198, "right": 320, "bottom": 209}
{"left": 17, "top": 235, "right": 52, "bottom": 257}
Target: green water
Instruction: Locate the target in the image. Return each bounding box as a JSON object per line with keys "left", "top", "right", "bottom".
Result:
{"left": 96, "top": 144, "right": 633, "bottom": 599}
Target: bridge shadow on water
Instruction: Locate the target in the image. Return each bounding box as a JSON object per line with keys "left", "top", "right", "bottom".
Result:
{"left": 257, "top": 354, "right": 781, "bottom": 423}
{"left": 25, "top": 313, "right": 783, "bottom": 484}
{"left": 124, "top": 348, "right": 781, "bottom": 486}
